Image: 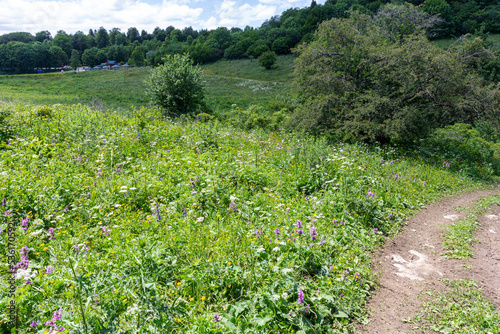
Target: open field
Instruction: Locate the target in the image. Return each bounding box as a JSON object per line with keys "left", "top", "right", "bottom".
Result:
{"left": 0, "top": 103, "right": 491, "bottom": 332}
{"left": 0, "top": 57, "right": 293, "bottom": 113}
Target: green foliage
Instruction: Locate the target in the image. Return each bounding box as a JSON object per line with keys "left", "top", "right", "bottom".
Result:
{"left": 258, "top": 51, "right": 277, "bottom": 70}
{"left": 129, "top": 46, "right": 146, "bottom": 67}
{"left": 420, "top": 123, "right": 500, "bottom": 177}
{"left": 0, "top": 106, "right": 14, "bottom": 143}
{"left": 69, "top": 49, "right": 81, "bottom": 70}
{"left": 291, "top": 11, "right": 500, "bottom": 143}
{"left": 146, "top": 54, "right": 205, "bottom": 115}
{"left": 0, "top": 103, "right": 487, "bottom": 333}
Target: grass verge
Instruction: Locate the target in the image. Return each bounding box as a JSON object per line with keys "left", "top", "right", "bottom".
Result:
{"left": 413, "top": 279, "right": 500, "bottom": 334}
{"left": 443, "top": 194, "right": 500, "bottom": 259}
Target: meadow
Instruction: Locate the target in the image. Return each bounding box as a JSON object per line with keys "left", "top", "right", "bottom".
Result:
{"left": 0, "top": 56, "right": 294, "bottom": 114}
{"left": 1, "top": 50, "right": 498, "bottom": 333}
{"left": 0, "top": 101, "right": 492, "bottom": 333}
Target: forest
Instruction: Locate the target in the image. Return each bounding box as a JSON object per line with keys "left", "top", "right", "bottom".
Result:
{"left": 0, "top": 0, "right": 499, "bottom": 73}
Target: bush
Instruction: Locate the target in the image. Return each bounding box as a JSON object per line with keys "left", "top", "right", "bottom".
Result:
{"left": 420, "top": 123, "right": 499, "bottom": 177}
{"left": 146, "top": 54, "right": 205, "bottom": 116}
{"left": 258, "top": 51, "right": 277, "bottom": 70}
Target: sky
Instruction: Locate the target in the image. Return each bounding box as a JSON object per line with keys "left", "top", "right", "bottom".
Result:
{"left": 0, "top": 0, "right": 326, "bottom": 36}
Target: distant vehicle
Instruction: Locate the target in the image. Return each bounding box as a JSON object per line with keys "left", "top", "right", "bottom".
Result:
{"left": 63, "top": 65, "right": 71, "bottom": 70}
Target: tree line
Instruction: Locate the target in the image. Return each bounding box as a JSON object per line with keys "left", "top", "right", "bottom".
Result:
{"left": 0, "top": 0, "right": 499, "bottom": 74}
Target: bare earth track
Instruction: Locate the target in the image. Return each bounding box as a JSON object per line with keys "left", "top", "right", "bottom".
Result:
{"left": 358, "top": 187, "right": 500, "bottom": 333}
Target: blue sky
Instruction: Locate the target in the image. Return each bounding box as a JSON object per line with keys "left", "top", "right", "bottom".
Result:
{"left": 0, "top": 0, "right": 325, "bottom": 36}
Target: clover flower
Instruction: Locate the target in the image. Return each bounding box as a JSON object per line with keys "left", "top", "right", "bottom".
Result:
{"left": 213, "top": 314, "right": 221, "bottom": 323}
{"left": 274, "top": 228, "right": 280, "bottom": 237}
{"left": 22, "top": 217, "right": 29, "bottom": 231}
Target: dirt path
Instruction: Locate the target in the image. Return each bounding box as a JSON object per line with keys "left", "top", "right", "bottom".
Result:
{"left": 358, "top": 187, "right": 500, "bottom": 333}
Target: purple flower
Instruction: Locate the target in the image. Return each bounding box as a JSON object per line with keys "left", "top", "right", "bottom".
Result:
{"left": 310, "top": 227, "right": 317, "bottom": 240}
{"left": 388, "top": 213, "right": 393, "bottom": 219}
{"left": 48, "top": 228, "right": 56, "bottom": 240}
{"left": 289, "top": 311, "right": 293, "bottom": 316}
{"left": 155, "top": 203, "right": 161, "bottom": 223}
{"left": 342, "top": 269, "right": 349, "bottom": 279}
{"left": 367, "top": 191, "right": 375, "bottom": 197}
{"left": 298, "top": 289, "right": 304, "bottom": 305}
{"left": 22, "top": 217, "right": 29, "bottom": 230}
{"left": 1, "top": 198, "right": 6, "bottom": 206}
{"left": 374, "top": 228, "right": 378, "bottom": 233}
{"left": 255, "top": 229, "right": 261, "bottom": 238}
{"left": 101, "top": 226, "right": 110, "bottom": 236}
{"left": 30, "top": 320, "right": 40, "bottom": 327}
{"left": 274, "top": 228, "right": 280, "bottom": 237}
{"left": 297, "top": 220, "right": 303, "bottom": 229}
{"left": 3, "top": 209, "right": 12, "bottom": 216}
{"left": 45, "top": 265, "right": 54, "bottom": 274}
{"left": 183, "top": 207, "right": 187, "bottom": 217}
{"left": 20, "top": 246, "right": 29, "bottom": 256}
{"left": 213, "top": 314, "right": 221, "bottom": 323}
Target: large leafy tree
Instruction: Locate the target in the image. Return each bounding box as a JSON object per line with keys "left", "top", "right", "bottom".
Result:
{"left": 291, "top": 9, "right": 500, "bottom": 143}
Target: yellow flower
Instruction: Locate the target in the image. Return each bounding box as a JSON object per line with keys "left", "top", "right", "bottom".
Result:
{"left": 227, "top": 262, "right": 231, "bottom": 265}
{"left": 40, "top": 243, "right": 45, "bottom": 247}
{"left": 69, "top": 286, "right": 73, "bottom": 289}
{"left": 201, "top": 296, "right": 206, "bottom": 301}
{"left": 123, "top": 298, "right": 127, "bottom": 302}
{"left": 189, "top": 298, "right": 194, "bottom": 301}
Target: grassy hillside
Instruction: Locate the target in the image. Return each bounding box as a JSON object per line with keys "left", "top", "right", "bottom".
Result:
{"left": 433, "top": 33, "right": 500, "bottom": 50}
{"left": 0, "top": 57, "right": 293, "bottom": 113}
{"left": 0, "top": 103, "right": 490, "bottom": 333}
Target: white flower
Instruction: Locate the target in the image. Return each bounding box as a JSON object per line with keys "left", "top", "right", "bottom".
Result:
{"left": 272, "top": 247, "right": 280, "bottom": 252}
{"left": 272, "top": 266, "right": 279, "bottom": 272}
{"left": 15, "top": 268, "right": 36, "bottom": 282}
{"left": 281, "top": 292, "right": 289, "bottom": 299}
{"left": 282, "top": 268, "right": 293, "bottom": 274}
{"left": 196, "top": 217, "right": 204, "bottom": 222}
{"left": 272, "top": 294, "right": 280, "bottom": 300}
{"left": 256, "top": 247, "right": 265, "bottom": 253}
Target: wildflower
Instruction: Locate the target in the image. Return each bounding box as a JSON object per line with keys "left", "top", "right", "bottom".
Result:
{"left": 3, "top": 209, "right": 11, "bottom": 216}
{"left": 388, "top": 214, "right": 393, "bottom": 219}
{"left": 298, "top": 289, "right": 304, "bottom": 305}
{"left": 374, "top": 228, "right": 378, "bottom": 233}
{"left": 197, "top": 217, "right": 204, "bottom": 222}
{"left": 310, "top": 226, "right": 317, "bottom": 240}
{"left": 22, "top": 217, "right": 29, "bottom": 231}
{"left": 155, "top": 203, "right": 161, "bottom": 222}
{"left": 20, "top": 246, "right": 29, "bottom": 256}
{"left": 1, "top": 198, "right": 5, "bottom": 206}
{"left": 297, "top": 220, "right": 303, "bottom": 229}
{"left": 30, "top": 320, "right": 40, "bottom": 327}
{"left": 274, "top": 228, "right": 280, "bottom": 237}
{"left": 342, "top": 269, "right": 349, "bottom": 279}
{"left": 367, "top": 191, "right": 375, "bottom": 197}
{"left": 254, "top": 229, "right": 261, "bottom": 238}
{"left": 46, "top": 266, "right": 54, "bottom": 274}
{"left": 101, "top": 226, "right": 110, "bottom": 236}
{"left": 272, "top": 246, "right": 280, "bottom": 252}
{"left": 48, "top": 228, "right": 56, "bottom": 240}
{"left": 213, "top": 314, "right": 221, "bottom": 323}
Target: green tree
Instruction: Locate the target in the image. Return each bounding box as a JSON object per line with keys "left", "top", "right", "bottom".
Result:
{"left": 258, "top": 51, "right": 277, "bottom": 69}
{"left": 53, "top": 30, "right": 72, "bottom": 58}
{"left": 128, "top": 46, "right": 146, "bottom": 66}
{"left": 49, "top": 45, "right": 68, "bottom": 67}
{"left": 81, "top": 47, "right": 99, "bottom": 67}
{"left": 291, "top": 12, "right": 500, "bottom": 143}
{"left": 145, "top": 54, "right": 205, "bottom": 115}
{"left": 96, "top": 27, "right": 110, "bottom": 48}
{"left": 70, "top": 49, "right": 81, "bottom": 70}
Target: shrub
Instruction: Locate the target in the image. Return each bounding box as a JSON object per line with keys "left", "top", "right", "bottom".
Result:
{"left": 146, "top": 54, "right": 205, "bottom": 116}
{"left": 258, "top": 51, "right": 277, "bottom": 70}
{"left": 420, "top": 123, "right": 499, "bottom": 177}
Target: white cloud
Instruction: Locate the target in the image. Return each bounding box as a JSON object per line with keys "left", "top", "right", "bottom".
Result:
{"left": 216, "top": 0, "right": 277, "bottom": 27}
{"left": 0, "top": 0, "right": 204, "bottom": 35}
